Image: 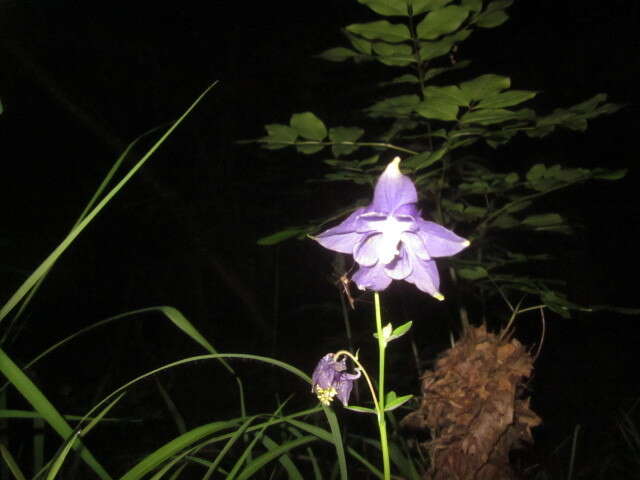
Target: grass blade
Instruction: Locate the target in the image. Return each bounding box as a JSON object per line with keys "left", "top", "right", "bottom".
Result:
{"left": 119, "top": 420, "right": 242, "bottom": 480}
{"left": 0, "top": 347, "right": 110, "bottom": 479}
{"left": 203, "top": 416, "right": 257, "bottom": 479}
{"left": 0, "top": 444, "right": 26, "bottom": 480}
{"left": 0, "top": 82, "right": 218, "bottom": 324}
{"left": 237, "top": 435, "right": 315, "bottom": 480}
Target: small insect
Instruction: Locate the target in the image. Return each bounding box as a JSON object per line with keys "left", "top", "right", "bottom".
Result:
{"left": 338, "top": 273, "right": 356, "bottom": 310}
{"left": 331, "top": 255, "right": 358, "bottom": 309}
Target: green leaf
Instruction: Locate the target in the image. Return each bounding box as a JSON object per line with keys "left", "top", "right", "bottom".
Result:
{"left": 458, "top": 266, "right": 488, "bottom": 280}
{"left": 372, "top": 42, "right": 414, "bottom": 66}
{"left": 459, "top": 180, "right": 489, "bottom": 194}
{"left": 346, "top": 32, "right": 373, "bottom": 55}
{"left": 416, "top": 5, "right": 470, "bottom": 40}
{"left": 330, "top": 127, "right": 365, "bottom": 156}
{"left": 383, "top": 74, "right": 419, "bottom": 85}
{"left": 356, "top": 0, "right": 409, "bottom": 16}
{"left": 358, "top": 154, "right": 380, "bottom": 167}
{"left": 417, "top": 84, "right": 468, "bottom": 121}
{"left": 526, "top": 164, "right": 546, "bottom": 182}
{"left": 505, "top": 172, "right": 519, "bottom": 184}
{"left": 415, "top": 97, "right": 459, "bottom": 121}
{"left": 461, "top": 0, "right": 483, "bottom": 12}
{"left": 296, "top": 143, "right": 325, "bottom": 155}
{"left": 356, "top": 0, "right": 455, "bottom": 16}
{"left": 491, "top": 214, "right": 519, "bottom": 229}
{"left": 463, "top": 205, "right": 487, "bottom": 219}
{"left": 461, "top": 108, "right": 532, "bottom": 125}
{"left": 257, "top": 227, "right": 308, "bottom": 246}
{"left": 424, "top": 85, "right": 469, "bottom": 106}
{"left": 476, "top": 9, "right": 509, "bottom": 28}
{"left": 424, "top": 59, "right": 472, "bottom": 81}
{"left": 521, "top": 213, "right": 564, "bottom": 228}
{"left": 263, "top": 124, "right": 298, "bottom": 149}
{"left": 290, "top": 112, "right": 327, "bottom": 141}
{"left": 0, "top": 348, "right": 111, "bottom": 480}
{"left": 419, "top": 29, "right": 471, "bottom": 61}
{"left": 388, "top": 321, "right": 413, "bottom": 342}
{"left": 476, "top": 90, "right": 537, "bottom": 109}
{"left": 367, "top": 95, "right": 420, "bottom": 118}
{"left": 459, "top": 74, "right": 511, "bottom": 102}
{"left": 405, "top": 148, "right": 447, "bottom": 171}
{"left": 592, "top": 168, "right": 627, "bottom": 180}
{"left": 384, "top": 393, "right": 413, "bottom": 412}
{"left": 347, "top": 20, "right": 411, "bottom": 43}
{"left": 317, "top": 47, "right": 358, "bottom": 62}
{"left": 412, "top": 0, "right": 456, "bottom": 14}
{"left": 541, "top": 291, "right": 574, "bottom": 318}
{"left": 345, "top": 405, "right": 377, "bottom": 414}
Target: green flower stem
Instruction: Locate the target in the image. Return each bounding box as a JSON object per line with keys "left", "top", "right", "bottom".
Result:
{"left": 374, "top": 292, "right": 391, "bottom": 480}
{"left": 333, "top": 350, "right": 379, "bottom": 414}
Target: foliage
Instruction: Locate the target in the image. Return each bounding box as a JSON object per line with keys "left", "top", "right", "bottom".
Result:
{"left": 255, "top": 0, "right": 625, "bottom": 319}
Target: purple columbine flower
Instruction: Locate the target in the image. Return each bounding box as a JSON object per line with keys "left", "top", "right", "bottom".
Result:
{"left": 314, "top": 157, "right": 469, "bottom": 300}
{"left": 311, "top": 353, "right": 361, "bottom": 406}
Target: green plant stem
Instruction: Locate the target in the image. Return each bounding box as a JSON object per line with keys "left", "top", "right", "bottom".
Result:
{"left": 374, "top": 292, "right": 391, "bottom": 480}
{"left": 333, "top": 350, "right": 379, "bottom": 414}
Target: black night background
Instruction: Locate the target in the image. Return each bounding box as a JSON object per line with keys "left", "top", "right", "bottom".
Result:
{"left": 1, "top": 0, "right": 639, "bottom": 478}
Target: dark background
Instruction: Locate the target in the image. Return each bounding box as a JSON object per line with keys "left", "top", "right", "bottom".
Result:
{"left": 1, "top": 0, "right": 639, "bottom": 477}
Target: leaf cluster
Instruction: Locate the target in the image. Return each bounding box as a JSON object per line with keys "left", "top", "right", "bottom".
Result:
{"left": 254, "top": 0, "right": 626, "bottom": 319}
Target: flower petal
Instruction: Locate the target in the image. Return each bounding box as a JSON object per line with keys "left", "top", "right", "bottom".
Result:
{"left": 335, "top": 370, "right": 361, "bottom": 406}
{"left": 416, "top": 219, "right": 470, "bottom": 257}
{"left": 401, "top": 231, "right": 431, "bottom": 261}
{"left": 314, "top": 208, "right": 366, "bottom": 254}
{"left": 404, "top": 256, "right": 442, "bottom": 299}
{"left": 384, "top": 244, "right": 412, "bottom": 280}
{"left": 353, "top": 234, "right": 382, "bottom": 267}
{"left": 393, "top": 202, "right": 419, "bottom": 217}
{"left": 370, "top": 158, "right": 418, "bottom": 214}
{"left": 352, "top": 263, "right": 392, "bottom": 291}
{"left": 311, "top": 354, "right": 337, "bottom": 391}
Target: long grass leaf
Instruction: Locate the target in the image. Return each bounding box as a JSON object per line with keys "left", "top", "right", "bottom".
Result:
{"left": 44, "top": 431, "right": 81, "bottom": 480}
{"left": 147, "top": 451, "right": 186, "bottom": 480}
{"left": 0, "top": 444, "right": 27, "bottom": 480}
{"left": 83, "top": 353, "right": 310, "bottom": 424}
{"left": 0, "top": 82, "right": 218, "bottom": 324}
{"left": 0, "top": 347, "right": 110, "bottom": 479}
{"left": 347, "top": 447, "right": 383, "bottom": 479}
{"left": 2, "top": 305, "right": 234, "bottom": 393}
{"left": 184, "top": 408, "right": 322, "bottom": 455}
{"left": 204, "top": 416, "right": 258, "bottom": 479}
{"left": 119, "top": 420, "right": 242, "bottom": 480}
{"left": 3, "top": 123, "right": 170, "bottom": 340}
{"left": 0, "top": 409, "right": 133, "bottom": 423}
{"left": 239, "top": 435, "right": 314, "bottom": 480}
{"left": 305, "top": 446, "right": 323, "bottom": 480}
{"left": 284, "top": 418, "right": 333, "bottom": 443}
{"left": 225, "top": 402, "right": 290, "bottom": 480}
{"left": 322, "top": 406, "right": 348, "bottom": 480}
{"left": 284, "top": 426, "right": 320, "bottom": 480}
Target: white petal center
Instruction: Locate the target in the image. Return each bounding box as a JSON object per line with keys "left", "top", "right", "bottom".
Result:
{"left": 376, "top": 215, "right": 406, "bottom": 264}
